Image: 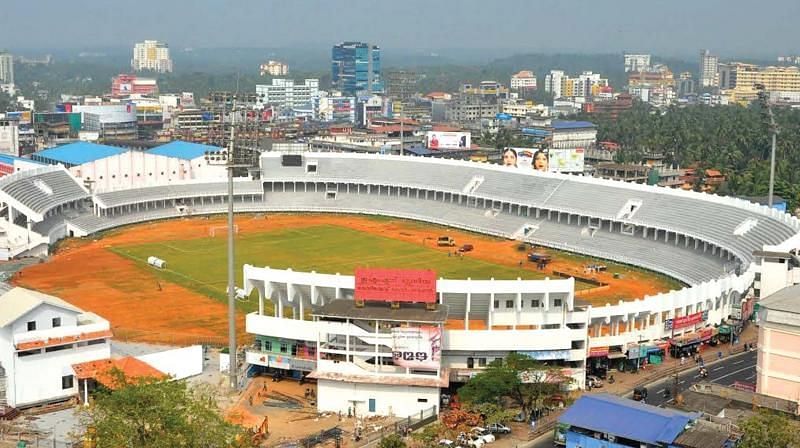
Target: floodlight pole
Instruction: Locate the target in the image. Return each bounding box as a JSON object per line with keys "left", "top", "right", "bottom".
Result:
{"left": 227, "top": 100, "right": 237, "bottom": 391}
{"left": 768, "top": 131, "right": 776, "bottom": 208}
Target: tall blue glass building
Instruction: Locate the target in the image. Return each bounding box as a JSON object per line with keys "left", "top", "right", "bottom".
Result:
{"left": 331, "top": 42, "right": 383, "bottom": 96}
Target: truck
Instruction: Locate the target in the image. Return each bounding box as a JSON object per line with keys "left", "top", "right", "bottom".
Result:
{"left": 438, "top": 236, "right": 456, "bottom": 247}
{"left": 527, "top": 252, "right": 552, "bottom": 264}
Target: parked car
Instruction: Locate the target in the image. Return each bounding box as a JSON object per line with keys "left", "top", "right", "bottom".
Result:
{"left": 458, "top": 244, "right": 474, "bottom": 252}
{"left": 471, "top": 428, "right": 495, "bottom": 443}
{"left": 633, "top": 386, "right": 648, "bottom": 402}
{"left": 486, "top": 423, "right": 511, "bottom": 434}
{"left": 586, "top": 375, "right": 603, "bottom": 388}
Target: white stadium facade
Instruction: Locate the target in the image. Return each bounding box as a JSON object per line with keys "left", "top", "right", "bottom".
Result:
{"left": 1, "top": 150, "right": 799, "bottom": 419}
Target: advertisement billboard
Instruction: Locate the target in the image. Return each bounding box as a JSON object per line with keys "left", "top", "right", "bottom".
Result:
{"left": 665, "top": 310, "right": 708, "bottom": 331}
{"left": 426, "top": 131, "right": 471, "bottom": 150}
{"left": 502, "top": 147, "right": 585, "bottom": 173}
{"left": 391, "top": 326, "right": 442, "bottom": 370}
{"left": 354, "top": 268, "right": 437, "bottom": 303}
{"left": 548, "top": 148, "right": 585, "bottom": 173}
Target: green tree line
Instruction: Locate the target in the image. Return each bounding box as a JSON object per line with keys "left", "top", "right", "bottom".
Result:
{"left": 577, "top": 103, "right": 800, "bottom": 210}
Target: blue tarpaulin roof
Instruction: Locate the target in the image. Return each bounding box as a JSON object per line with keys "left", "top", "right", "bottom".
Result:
{"left": 559, "top": 394, "right": 697, "bottom": 445}
{"left": 551, "top": 120, "right": 596, "bottom": 129}
{"left": 33, "top": 142, "right": 127, "bottom": 166}
{"left": 148, "top": 141, "right": 222, "bottom": 160}
{"left": 0, "top": 154, "right": 45, "bottom": 166}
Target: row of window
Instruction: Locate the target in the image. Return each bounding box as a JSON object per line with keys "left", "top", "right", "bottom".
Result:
{"left": 27, "top": 317, "right": 60, "bottom": 332}
{"left": 493, "top": 298, "right": 563, "bottom": 309}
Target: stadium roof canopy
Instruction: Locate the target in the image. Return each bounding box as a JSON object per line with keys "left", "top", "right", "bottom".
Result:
{"left": 559, "top": 394, "right": 698, "bottom": 445}
{"left": 148, "top": 141, "right": 222, "bottom": 161}
{"left": 32, "top": 142, "right": 127, "bottom": 167}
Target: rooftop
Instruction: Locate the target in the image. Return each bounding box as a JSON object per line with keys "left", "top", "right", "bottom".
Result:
{"left": 33, "top": 142, "right": 126, "bottom": 166}
{"left": 72, "top": 357, "right": 166, "bottom": 389}
{"left": 551, "top": 120, "right": 597, "bottom": 130}
{"left": 559, "top": 394, "right": 698, "bottom": 445}
{"left": 148, "top": 140, "right": 221, "bottom": 160}
{"left": 313, "top": 300, "right": 448, "bottom": 323}
{"left": 759, "top": 283, "right": 800, "bottom": 314}
{"left": 0, "top": 287, "right": 82, "bottom": 328}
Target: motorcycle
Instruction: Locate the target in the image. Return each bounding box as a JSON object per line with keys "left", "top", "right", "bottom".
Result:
{"left": 699, "top": 367, "right": 708, "bottom": 379}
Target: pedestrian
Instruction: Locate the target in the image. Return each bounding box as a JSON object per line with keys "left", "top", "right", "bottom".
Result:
{"left": 680, "top": 355, "right": 685, "bottom": 366}
{"left": 717, "top": 351, "right": 723, "bottom": 360}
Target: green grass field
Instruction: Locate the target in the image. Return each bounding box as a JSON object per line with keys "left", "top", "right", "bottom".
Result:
{"left": 110, "top": 224, "right": 577, "bottom": 314}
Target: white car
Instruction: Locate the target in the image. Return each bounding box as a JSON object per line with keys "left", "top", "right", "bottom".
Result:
{"left": 439, "top": 439, "right": 454, "bottom": 447}
{"left": 471, "top": 428, "right": 495, "bottom": 444}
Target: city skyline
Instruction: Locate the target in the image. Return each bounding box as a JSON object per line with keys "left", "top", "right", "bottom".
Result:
{"left": 0, "top": 0, "right": 799, "bottom": 58}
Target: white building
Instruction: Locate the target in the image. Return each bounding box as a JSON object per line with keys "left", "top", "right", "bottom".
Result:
{"left": 545, "top": 70, "right": 566, "bottom": 98}
{"left": 260, "top": 60, "right": 289, "bottom": 77}
{"left": 700, "top": 50, "right": 719, "bottom": 88}
{"left": 0, "top": 286, "right": 111, "bottom": 409}
{"left": 132, "top": 40, "right": 173, "bottom": 74}
{"left": 754, "top": 234, "right": 800, "bottom": 301}
{"left": 314, "top": 94, "right": 356, "bottom": 123}
{"left": 256, "top": 79, "right": 320, "bottom": 114}
{"left": 73, "top": 104, "right": 138, "bottom": 140}
{"left": 624, "top": 53, "right": 651, "bottom": 73}
{"left": 0, "top": 51, "right": 13, "bottom": 85}
{"left": 511, "top": 71, "right": 537, "bottom": 90}
{"left": 0, "top": 119, "right": 19, "bottom": 156}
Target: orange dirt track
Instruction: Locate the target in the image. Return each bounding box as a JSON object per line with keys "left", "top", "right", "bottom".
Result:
{"left": 13, "top": 214, "right": 676, "bottom": 346}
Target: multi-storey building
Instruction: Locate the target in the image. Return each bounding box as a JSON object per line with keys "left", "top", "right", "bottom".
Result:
{"left": 259, "top": 60, "right": 288, "bottom": 77}
{"left": 623, "top": 53, "right": 651, "bottom": 73}
{"left": 111, "top": 74, "right": 158, "bottom": 98}
{"left": 314, "top": 94, "right": 356, "bottom": 123}
{"left": 721, "top": 63, "right": 800, "bottom": 93}
{"left": 73, "top": 104, "right": 138, "bottom": 141}
{"left": 460, "top": 81, "right": 509, "bottom": 102}
{"left": 132, "top": 40, "right": 173, "bottom": 73}
{"left": 545, "top": 70, "right": 566, "bottom": 98}
{"left": 0, "top": 51, "right": 13, "bottom": 84}
{"left": 386, "top": 71, "right": 418, "bottom": 100}
{"left": 510, "top": 70, "right": 537, "bottom": 90}
{"left": 678, "top": 72, "right": 696, "bottom": 97}
{"left": 700, "top": 49, "right": 719, "bottom": 88}
{"left": 0, "top": 285, "right": 111, "bottom": 410}
{"left": 256, "top": 79, "right": 320, "bottom": 115}
{"left": 444, "top": 99, "right": 500, "bottom": 123}
{"left": 331, "top": 42, "right": 383, "bottom": 96}
{"left": 756, "top": 282, "right": 800, "bottom": 404}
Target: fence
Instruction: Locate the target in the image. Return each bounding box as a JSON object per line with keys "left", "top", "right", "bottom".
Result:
{"left": 0, "top": 423, "right": 75, "bottom": 448}
{"left": 354, "top": 406, "right": 439, "bottom": 448}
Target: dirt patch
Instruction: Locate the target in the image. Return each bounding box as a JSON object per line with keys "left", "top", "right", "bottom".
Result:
{"left": 14, "top": 214, "right": 676, "bottom": 346}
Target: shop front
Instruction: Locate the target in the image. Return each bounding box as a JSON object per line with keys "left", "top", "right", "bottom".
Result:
{"left": 669, "top": 327, "right": 718, "bottom": 358}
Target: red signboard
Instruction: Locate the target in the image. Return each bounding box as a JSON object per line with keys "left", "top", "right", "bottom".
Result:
{"left": 0, "top": 163, "right": 13, "bottom": 177}
{"left": 354, "top": 268, "right": 437, "bottom": 303}
{"left": 673, "top": 311, "right": 704, "bottom": 330}
{"left": 587, "top": 346, "right": 610, "bottom": 358}
{"left": 733, "top": 381, "right": 756, "bottom": 392}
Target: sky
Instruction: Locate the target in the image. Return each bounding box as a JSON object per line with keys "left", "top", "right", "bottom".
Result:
{"left": 1, "top": 0, "right": 799, "bottom": 58}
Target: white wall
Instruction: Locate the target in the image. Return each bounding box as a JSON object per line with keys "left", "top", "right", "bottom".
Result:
{"left": 136, "top": 345, "right": 203, "bottom": 380}
{"left": 12, "top": 340, "right": 110, "bottom": 407}
{"left": 316, "top": 379, "right": 438, "bottom": 418}
{"left": 12, "top": 304, "right": 79, "bottom": 335}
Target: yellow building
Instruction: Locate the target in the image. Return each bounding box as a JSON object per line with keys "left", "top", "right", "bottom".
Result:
{"left": 728, "top": 63, "right": 800, "bottom": 94}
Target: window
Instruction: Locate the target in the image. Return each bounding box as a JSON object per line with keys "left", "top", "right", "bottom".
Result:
{"left": 46, "top": 344, "right": 72, "bottom": 353}
{"left": 417, "top": 398, "right": 428, "bottom": 403}
{"left": 554, "top": 299, "right": 563, "bottom": 307}
{"left": 291, "top": 345, "right": 298, "bottom": 356}
{"left": 62, "top": 375, "right": 74, "bottom": 390}
{"left": 467, "top": 357, "right": 474, "bottom": 368}
{"left": 52, "top": 317, "right": 61, "bottom": 328}
{"left": 530, "top": 299, "right": 540, "bottom": 308}
{"left": 27, "top": 321, "right": 36, "bottom": 331}
{"left": 88, "top": 339, "right": 106, "bottom": 346}
{"left": 263, "top": 340, "right": 272, "bottom": 352}
{"left": 280, "top": 342, "right": 288, "bottom": 353}
{"left": 18, "top": 349, "right": 39, "bottom": 357}
{"left": 505, "top": 300, "right": 514, "bottom": 309}
{"left": 478, "top": 358, "right": 487, "bottom": 367}
{"left": 493, "top": 300, "right": 499, "bottom": 309}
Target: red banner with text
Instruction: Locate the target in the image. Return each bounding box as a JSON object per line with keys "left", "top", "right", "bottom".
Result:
{"left": 354, "top": 268, "right": 437, "bottom": 303}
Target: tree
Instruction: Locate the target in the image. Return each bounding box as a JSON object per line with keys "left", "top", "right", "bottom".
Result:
{"left": 739, "top": 410, "right": 800, "bottom": 448}
{"left": 378, "top": 433, "right": 407, "bottom": 448}
{"left": 77, "top": 369, "right": 251, "bottom": 448}
{"left": 458, "top": 353, "right": 571, "bottom": 420}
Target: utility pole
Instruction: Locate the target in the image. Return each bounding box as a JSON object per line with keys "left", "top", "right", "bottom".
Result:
{"left": 756, "top": 83, "right": 779, "bottom": 208}
{"left": 399, "top": 102, "right": 404, "bottom": 156}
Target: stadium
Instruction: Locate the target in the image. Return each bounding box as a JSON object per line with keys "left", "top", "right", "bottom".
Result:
{"left": 1, "top": 147, "right": 799, "bottom": 418}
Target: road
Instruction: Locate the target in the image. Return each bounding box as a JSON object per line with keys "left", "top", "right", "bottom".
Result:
{"left": 642, "top": 349, "right": 757, "bottom": 406}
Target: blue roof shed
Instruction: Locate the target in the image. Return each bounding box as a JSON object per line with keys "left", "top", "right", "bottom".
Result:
{"left": 31, "top": 143, "right": 127, "bottom": 167}
{"left": 551, "top": 120, "right": 596, "bottom": 130}
{"left": 148, "top": 141, "right": 222, "bottom": 161}
{"left": 559, "top": 394, "right": 698, "bottom": 445}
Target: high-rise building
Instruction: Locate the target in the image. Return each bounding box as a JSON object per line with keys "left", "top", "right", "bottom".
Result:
{"left": 623, "top": 53, "right": 651, "bottom": 73}
{"left": 132, "top": 40, "right": 173, "bottom": 73}
{"left": 386, "top": 70, "right": 417, "bottom": 100}
{"left": 544, "top": 70, "right": 566, "bottom": 98}
{"left": 259, "top": 60, "right": 289, "bottom": 77}
{"left": 256, "top": 79, "right": 320, "bottom": 114}
{"left": 0, "top": 50, "right": 13, "bottom": 84}
{"left": 721, "top": 63, "right": 800, "bottom": 95}
{"left": 699, "top": 50, "right": 719, "bottom": 88}
{"left": 677, "top": 72, "right": 695, "bottom": 97}
{"left": 510, "top": 70, "right": 537, "bottom": 90}
{"left": 331, "top": 42, "right": 383, "bottom": 96}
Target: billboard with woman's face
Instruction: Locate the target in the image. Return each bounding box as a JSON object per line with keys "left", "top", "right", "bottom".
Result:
{"left": 504, "top": 147, "right": 584, "bottom": 173}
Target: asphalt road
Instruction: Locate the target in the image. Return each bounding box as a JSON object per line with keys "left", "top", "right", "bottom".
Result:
{"left": 642, "top": 349, "right": 757, "bottom": 406}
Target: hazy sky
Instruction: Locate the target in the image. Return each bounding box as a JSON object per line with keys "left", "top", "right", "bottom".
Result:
{"left": 2, "top": 0, "right": 799, "bottom": 57}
